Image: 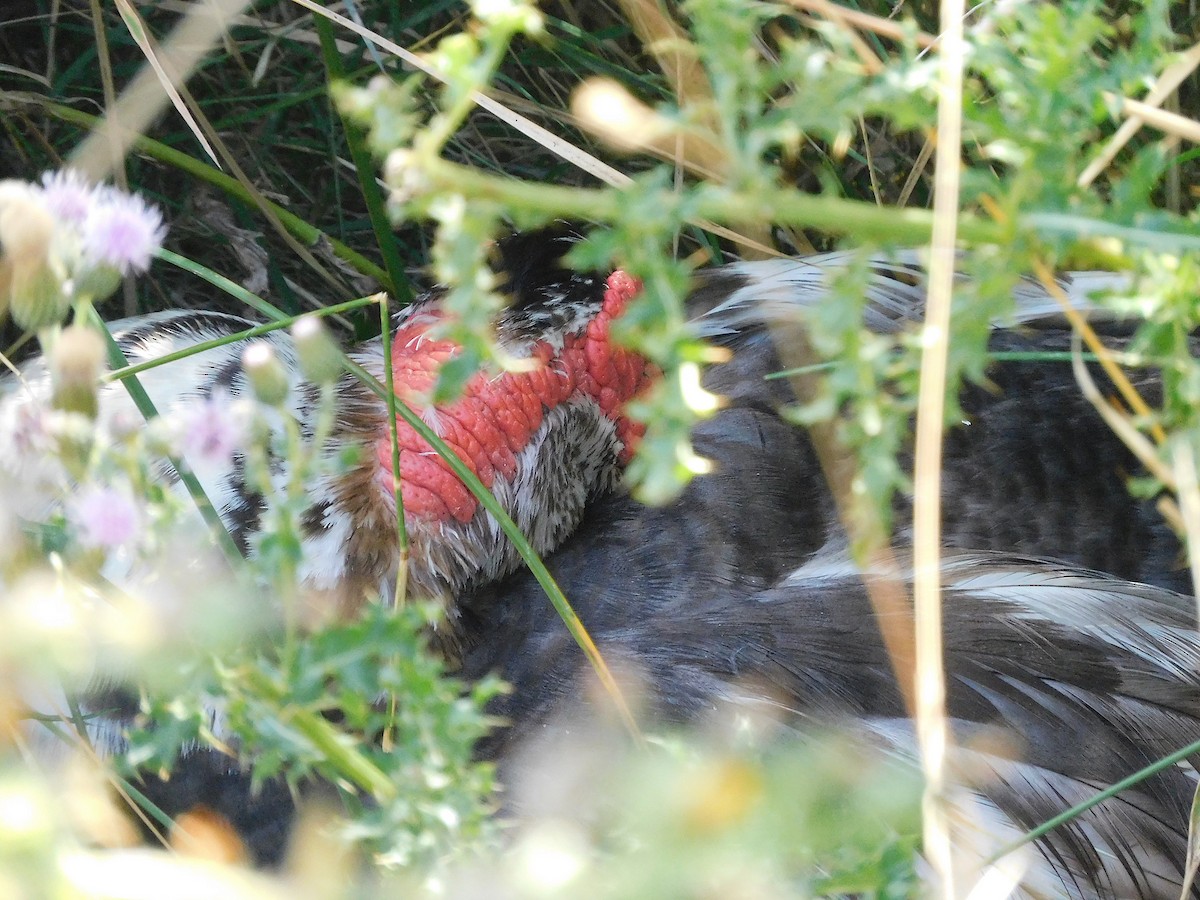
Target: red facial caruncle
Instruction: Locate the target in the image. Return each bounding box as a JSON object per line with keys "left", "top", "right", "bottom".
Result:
{"left": 374, "top": 270, "right": 654, "bottom": 524}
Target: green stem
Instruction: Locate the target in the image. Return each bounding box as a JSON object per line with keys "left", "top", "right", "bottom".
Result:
{"left": 986, "top": 736, "right": 1200, "bottom": 865}
{"left": 156, "top": 247, "right": 310, "bottom": 321}
{"left": 110, "top": 774, "right": 177, "bottom": 838}
{"left": 766, "top": 350, "right": 1136, "bottom": 380}
{"left": 150, "top": 251, "right": 634, "bottom": 737}
{"left": 315, "top": 16, "right": 413, "bottom": 305}
{"left": 417, "top": 34, "right": 513, "bottom": 158}
{"left": 105, "top": 295, "right": 379, "bottom": 383}
{"left": 239, "top": 668, "right": 397, "bottom": 801}
{"left": 279, "top": 415, "right": 305, "bottom": 668}
{"left": 415, "top": 158, "right": 1200, "bottom": 250}
{"left": 418, "top": 157, "right": 1010, "bottom": 247}
{"left": 374, "top": 292, "right": 406, "bottom": 751}
{"left": 377, "top": 295, "right": 410, "bottom": 607}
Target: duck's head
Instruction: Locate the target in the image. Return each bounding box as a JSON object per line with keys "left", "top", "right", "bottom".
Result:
{"left": 297, "top": 232, "right": 657, "bottom": 626}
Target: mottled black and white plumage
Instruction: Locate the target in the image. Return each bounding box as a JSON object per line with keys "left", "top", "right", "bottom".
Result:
{"left": 467, "top": 549, "right": 1200, "bottom": 898}
{"left": 4, "top": 236, "right": 1199, "bottom": 896}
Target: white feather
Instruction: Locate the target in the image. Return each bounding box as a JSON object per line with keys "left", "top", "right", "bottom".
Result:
{"left": 695, "top": 251, "right": 1133, "bottom": 337}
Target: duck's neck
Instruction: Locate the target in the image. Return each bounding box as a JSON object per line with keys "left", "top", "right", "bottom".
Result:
{"left": 295, "top": 271, "right": 654, "bottom": 632}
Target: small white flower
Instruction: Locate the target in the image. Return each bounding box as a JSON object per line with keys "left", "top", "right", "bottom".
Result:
{"left": 81, "top": 188, "right": 166, "bottom": 276}
{"left": 70, "top": 484, "right": 141, "bottom": 549}
{"left": 8, "top": 404, "right": 57, "bottom": 459}
{"left": 174, "top": 394, "right": 250, "bottom": 466}
{"left": 39, "top": 170, "right": 94, "bottom": 227}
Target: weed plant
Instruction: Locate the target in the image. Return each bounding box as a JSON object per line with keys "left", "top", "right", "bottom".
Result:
{"left": 0, "top": 0, "right": 1198, "bottom": 896}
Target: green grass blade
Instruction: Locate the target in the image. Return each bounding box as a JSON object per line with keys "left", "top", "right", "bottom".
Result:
{"left": 314, "top": 15, "right": 414, "bottom": 306}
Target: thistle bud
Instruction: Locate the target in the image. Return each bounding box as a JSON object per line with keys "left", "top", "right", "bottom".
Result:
{"left": 242, "top": 342, "right": 290, "bottom": 407}
{"left": 291, "top": 315, "right": 344, "bottom": 385}
{"left": 8, "top": 258, "right": 69, "bottom": 331}
{"left": 0, "top": 184, "right": 69, "bottom": 330}
{"left": 49, "top": 324, "right": 107, "bottom": 418}
{"left": 70, "top": 263, "right": 122, "bottom": 307}
{"left": 571, "top": 78, "right": 668, "bottom": 155}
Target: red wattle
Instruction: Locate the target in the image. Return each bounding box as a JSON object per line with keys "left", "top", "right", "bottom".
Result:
{"left": 376, "top": 270, "right": 653, "bottom": 523}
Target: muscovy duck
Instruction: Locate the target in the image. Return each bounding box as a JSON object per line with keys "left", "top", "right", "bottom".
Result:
{"left": 3, "top": 233, "right": 1198, "bottom": 896}
{"left": 2, "top": 233, "right": 1181, "bottom": 616}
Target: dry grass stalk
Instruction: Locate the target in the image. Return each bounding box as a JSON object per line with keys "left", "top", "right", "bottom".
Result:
{"left": 1106, "top": 93, "right": 1200, "bottom": 145}
{"left": 912, "top": 0, "right": 969, "bottom": 889}
{"left": 1068, "top": 336, "right": 1174, "bottom": 488}
{"left": 786, "top": 0, "right": 938, "bottom": 49}
{"left": 1078, "top": 40, "right": 1200, "bottom": 187}
{"left": 1170, "top": 436, "right": 1200, "bottom": 614}
{"left": 70, "top": 0, "right": 253, "bottom": 183}
{"left": 111, "top": 0, "right": 220, "bottom": 169}
{"left": 1033, "top": 258, "right": 1166, "bottom": 445}
{"left": 616, "top": 0, "right": 718, "bottom": 128}
{"left": 613, "top": 0, "right": 779, "bottom": 256}
{"left": 769, "top": 324, "right": 918, "bottom": 716}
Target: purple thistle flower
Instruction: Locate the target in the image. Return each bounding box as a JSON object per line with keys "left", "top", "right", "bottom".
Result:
{"left": 9, "top": 405, "right": 56, "bottom": 458}
{"left": 176, "top": 394, "right": 249, "bottom": 466}
{"left": 39, "top": 170, "right": 94, "bottom": 227}
{"left": 70, "top": 484, "right": 141, "bottom": 549}
{"left": 81, "top": 189, "right": 166, "bottom": 275}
